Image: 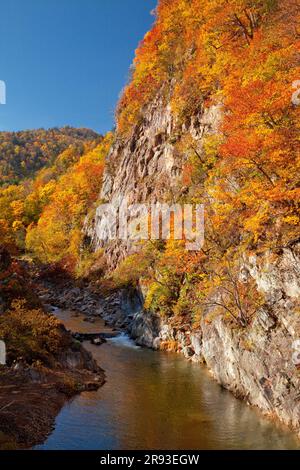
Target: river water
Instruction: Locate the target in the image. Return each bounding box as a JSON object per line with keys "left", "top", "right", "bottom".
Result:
{"left": 35, "top": 310, "right": 299, "bottom": 450}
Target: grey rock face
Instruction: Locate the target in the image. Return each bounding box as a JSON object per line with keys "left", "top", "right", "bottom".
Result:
{"left": 86, "top": 92, "right": 221, "bottom": 269}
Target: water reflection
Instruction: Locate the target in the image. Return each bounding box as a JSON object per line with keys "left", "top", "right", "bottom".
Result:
{"left": 35, "top": 311, "right": 299, "bottom": 450}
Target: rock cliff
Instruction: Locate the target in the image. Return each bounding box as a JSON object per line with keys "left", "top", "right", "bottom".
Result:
{"left": 86, "top": 92, "right": 221, "bottom": 268}
{"left": 84, "top": 84, "right": 300, "bottom": 436}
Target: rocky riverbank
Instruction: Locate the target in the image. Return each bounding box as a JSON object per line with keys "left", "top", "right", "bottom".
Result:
{"left": 0, "top": 351, "right": 104, "bottom": 449}
{"left": 0, "top": 251, "right": 105, "bottom": 449}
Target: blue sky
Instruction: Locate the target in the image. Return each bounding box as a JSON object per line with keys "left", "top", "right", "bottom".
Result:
{"left": 0, "top": 0, "right": 157, "bottom": 134}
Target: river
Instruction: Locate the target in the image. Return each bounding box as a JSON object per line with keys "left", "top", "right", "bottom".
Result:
{"left": 35, "top": 310, "right": 299, "bottom": 450}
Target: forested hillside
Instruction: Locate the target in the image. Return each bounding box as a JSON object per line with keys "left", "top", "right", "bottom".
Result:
{"left": 117, "top": 0, "right": 299, "bottom": 246}
{"left": 0, "top": 127, "right": 100, "bottom": 185}
{"left": 0, "top": 133, "right": 112, "bottom": 270}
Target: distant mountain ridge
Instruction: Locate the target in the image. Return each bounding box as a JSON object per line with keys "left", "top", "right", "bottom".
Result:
{"left": 0, "top": 127, "right": 100, "bottom": 185}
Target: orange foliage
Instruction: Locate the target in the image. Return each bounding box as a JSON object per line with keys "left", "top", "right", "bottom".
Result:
{"left": 115, "top": 0, "right": 300, "bottom": 324}
{"left": 117, "top": 0, "right": 300, "bottom": 246}
{"left": 25, "top": 133, "right": 113, "bottom": 268}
